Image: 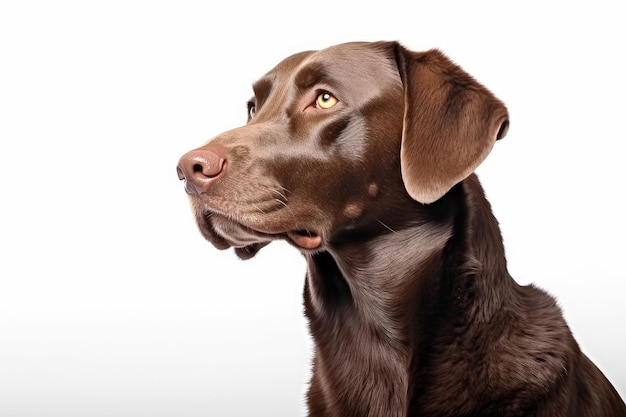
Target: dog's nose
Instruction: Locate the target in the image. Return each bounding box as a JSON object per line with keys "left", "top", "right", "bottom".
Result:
{"left": 177, "top": 147, "right": 226, "bottom": 195}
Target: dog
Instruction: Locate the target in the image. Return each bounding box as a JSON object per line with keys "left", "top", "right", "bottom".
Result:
{"left": 176, "top": 41, "right": 625, "bottom": 416}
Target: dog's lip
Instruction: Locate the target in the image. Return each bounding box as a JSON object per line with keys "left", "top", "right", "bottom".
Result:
{"left": 287, "top": 230, "right": 322, "bottom": 249}
{"left": 200, "top": 209, "right": 323, "bottom": 250}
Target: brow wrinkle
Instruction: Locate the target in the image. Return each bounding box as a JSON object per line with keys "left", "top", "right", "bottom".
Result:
{"left": 294, "top": 62, "right": 330, "bottom": 91}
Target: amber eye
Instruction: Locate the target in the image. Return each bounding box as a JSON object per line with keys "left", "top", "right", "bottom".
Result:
{"left": 315, "top": 92, "right": 338, "bottom": 109}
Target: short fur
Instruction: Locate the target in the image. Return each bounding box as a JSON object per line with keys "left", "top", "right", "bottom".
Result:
{"left": 177, "top": 41, "right": 625, "bottom": 416}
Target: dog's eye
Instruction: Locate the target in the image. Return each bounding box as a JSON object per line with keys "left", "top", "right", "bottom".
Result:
{"left": 315, "top": 92, "right": 338, "bottom": 109}
{"left": 247, "top": 102, "right": 256, "bottom": 119}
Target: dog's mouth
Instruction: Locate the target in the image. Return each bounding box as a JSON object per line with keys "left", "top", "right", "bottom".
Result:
{"left": 286, "top": 230, "right": 322, "bottom": 250}
{"left": 197, "top": 210, "right": 322, "bottom": 259}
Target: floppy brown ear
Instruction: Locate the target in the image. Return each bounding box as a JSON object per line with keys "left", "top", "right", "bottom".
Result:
{"left": 393, "top": 44, "right": 509, "bottom": 204}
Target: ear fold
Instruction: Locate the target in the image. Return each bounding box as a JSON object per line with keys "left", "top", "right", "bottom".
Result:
{"left": 393, "top": 44, "right": 509, "bottom": 204}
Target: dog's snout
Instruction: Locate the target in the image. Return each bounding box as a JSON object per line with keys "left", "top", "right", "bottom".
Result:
{"left": 177, "top": 147, "right": 226, "bottom": 195}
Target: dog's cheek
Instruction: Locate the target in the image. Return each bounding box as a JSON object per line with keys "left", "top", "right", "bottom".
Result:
{"left": 235, "top": 242, "right": 269, "bottom": 260}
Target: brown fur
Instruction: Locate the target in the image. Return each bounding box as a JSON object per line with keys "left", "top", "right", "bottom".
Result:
{"left": 177, "top": 41, "right": 625, "bottom": 416}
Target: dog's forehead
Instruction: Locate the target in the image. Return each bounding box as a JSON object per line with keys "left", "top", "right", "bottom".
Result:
{"left": 312, "top": 41, "right": 393, "bottom": 65}
{"left": 264, "top": 42, "right": 398, "bottom": 89}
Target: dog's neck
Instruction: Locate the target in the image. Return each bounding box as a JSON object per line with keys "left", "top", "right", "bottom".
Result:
{"left": 307, "top": 220, "right": 451, "bottom": 344}
{"left": 303, "top": 174, "right": 514, "bottom": 414}
{"left": 304, "top": 174, "right": 511, "bottom": 335}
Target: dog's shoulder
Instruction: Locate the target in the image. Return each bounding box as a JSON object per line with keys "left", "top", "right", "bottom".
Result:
{"left": 491, "top": 284, "right": 574, "bottom": 390}
{"left": 488, "top": 284, "right": 625, "bottom": 415}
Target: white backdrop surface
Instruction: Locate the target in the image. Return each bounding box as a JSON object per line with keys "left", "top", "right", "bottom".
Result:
{"left": 1, "top": 1, "right": 624, "bottom": 416}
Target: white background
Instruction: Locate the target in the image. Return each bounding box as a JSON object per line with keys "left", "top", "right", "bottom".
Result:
{"left": 1, "top": 1, "right": 624, "bottom": 415}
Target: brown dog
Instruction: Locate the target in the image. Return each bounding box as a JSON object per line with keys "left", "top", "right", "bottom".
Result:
{"left": 177, "top": 41, "right": 625, "bottom": 416}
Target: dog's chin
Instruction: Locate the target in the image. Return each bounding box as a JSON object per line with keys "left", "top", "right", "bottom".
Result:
{"left": 195, "top": 212, "right": 274, "bottom": 260}
{"left": 233, "top": 242, "right": 270, "bottom": 260}
{"left": 195, "top": 210, "right": 324, "bottom": 259}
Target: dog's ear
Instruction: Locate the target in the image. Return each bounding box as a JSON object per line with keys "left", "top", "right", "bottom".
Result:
{"left": 393, "top": 44, "right": 509, "bottom": 204}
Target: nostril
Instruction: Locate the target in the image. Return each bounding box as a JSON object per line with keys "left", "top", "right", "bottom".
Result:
{"left": 177, "top": 147, "right": 226, "bottom": 195}
{"left": 191, "top": 156, "right": 224, "bottom": 179}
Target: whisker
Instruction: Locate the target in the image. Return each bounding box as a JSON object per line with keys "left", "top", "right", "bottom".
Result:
{"left": 272, "top": 188, "right": 289, "bottom": 202}
{"left": 275, "top": 198, "right": 297, "bottom": 224}
{"left": 376, "top": 218, "right": 397, "bottom": 233}
{"left": 251, "top": 203, "right": 266, "bottom": 215}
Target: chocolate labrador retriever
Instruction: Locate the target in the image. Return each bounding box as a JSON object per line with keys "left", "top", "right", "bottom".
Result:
{"left": 177, "top": 41, "right": 625, "bottom": 416}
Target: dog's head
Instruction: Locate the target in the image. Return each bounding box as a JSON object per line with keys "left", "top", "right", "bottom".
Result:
{"left": 177, "top": 41, "right": 508, "bottom": 259}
